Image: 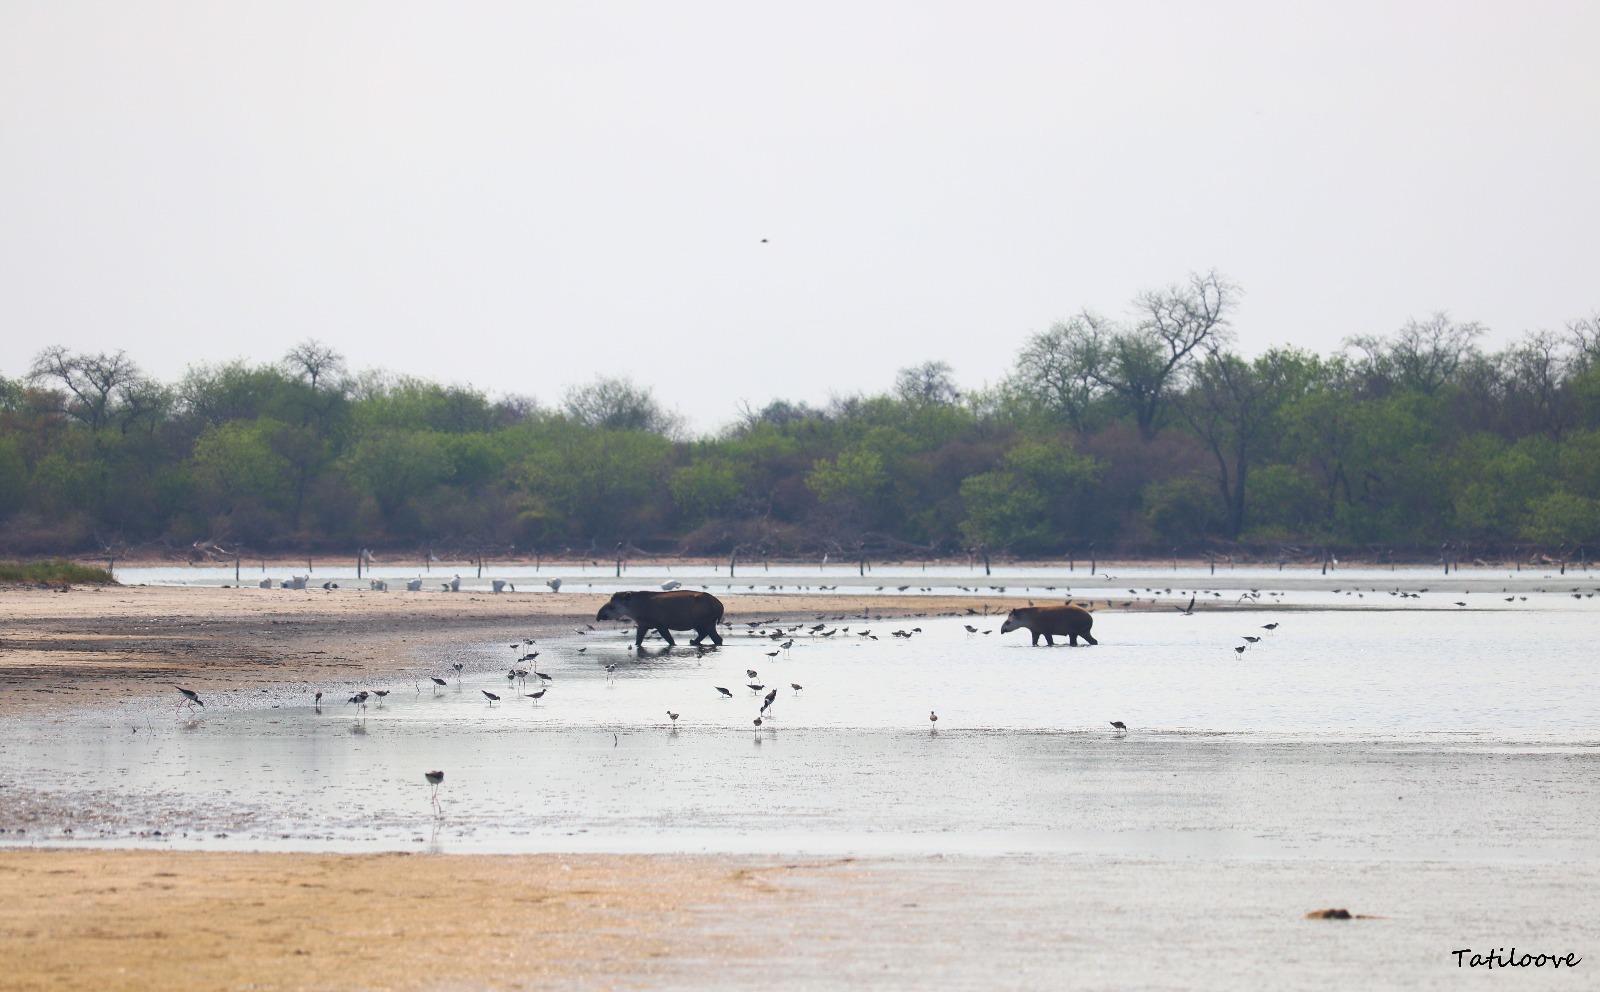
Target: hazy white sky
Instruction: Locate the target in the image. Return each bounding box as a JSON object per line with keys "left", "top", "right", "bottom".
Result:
{"left": 3, "top": 2, "right": 1597, "bottom": 431}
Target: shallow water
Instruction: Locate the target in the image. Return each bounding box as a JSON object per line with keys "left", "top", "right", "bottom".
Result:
{"left": 107, "top": 560, "right": 1600, "bottom": 608}
{"left": 3, "top": 602, "right": 1597, "bottom": 861}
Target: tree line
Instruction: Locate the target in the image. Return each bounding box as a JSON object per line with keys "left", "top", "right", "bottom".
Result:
{"left": 3, "top": 272, "right": 1598, "bottom": 564}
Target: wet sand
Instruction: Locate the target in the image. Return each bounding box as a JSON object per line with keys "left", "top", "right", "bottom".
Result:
{"left": 3, "top": 584, "right": 1595, "bottom": 990}
{"left": 0, "top": 584, "right": 1013, "bottom": 717}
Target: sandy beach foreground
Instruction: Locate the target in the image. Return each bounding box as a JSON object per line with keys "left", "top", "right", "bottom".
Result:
{"left": 3, "top": 848, "right": 1594, "bottom": 991}
{"left": 2, "top": 584, "right": 1595, "bottom": 990}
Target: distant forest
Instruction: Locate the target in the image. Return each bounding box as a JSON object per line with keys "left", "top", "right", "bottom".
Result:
{"left": 4, "top": 273, "right": 1599, "bottom": 564}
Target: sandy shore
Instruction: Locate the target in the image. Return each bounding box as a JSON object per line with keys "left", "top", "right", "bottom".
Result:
{"left": 0, "top": 848, "right": 847, "bottom": 992}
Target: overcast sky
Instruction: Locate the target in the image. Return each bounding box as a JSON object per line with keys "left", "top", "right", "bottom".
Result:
{"left": 3, "top": 2, "right": 1597, "bottom": 432}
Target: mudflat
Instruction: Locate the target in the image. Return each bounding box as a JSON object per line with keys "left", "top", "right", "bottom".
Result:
{"left": 0, "top": 584, "right": 1001, "bottom": 716}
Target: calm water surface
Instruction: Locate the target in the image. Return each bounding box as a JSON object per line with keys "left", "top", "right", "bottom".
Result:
{"left": 3, "top": 588, "right": 1597, "bottom": 859}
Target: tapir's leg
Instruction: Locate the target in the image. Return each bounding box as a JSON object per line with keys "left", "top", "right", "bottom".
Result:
{"left": 1043, "top": 632, "right": 1055, "bottom": 646}
{"left": 634, "top": 624, "right": 649, "bottom": 647}
{"left": 1082, "top": 631, "right": 1098, "bottom": 646}
{"left": 656, "top": 626, "right": 677, "bottom": 646}
{"left": 1068, "top": 633, "right": 1079, "bottom": 646}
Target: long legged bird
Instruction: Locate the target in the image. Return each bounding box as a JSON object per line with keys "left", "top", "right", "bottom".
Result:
{"left": 424, "top": 770, "right": 444, "bottom": 816}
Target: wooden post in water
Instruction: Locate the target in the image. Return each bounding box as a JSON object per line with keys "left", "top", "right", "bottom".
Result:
{"left": 729, "top": 550, "right": 737, "bottom": 577}
{"left": 355, "top": 550, "right": 362, "bottom": 581}
{"left": 1088, "top": 542, "right": 1095, "bottom": 575}
{"left": 235, "top": 552, "right": 241, "bottom": 583}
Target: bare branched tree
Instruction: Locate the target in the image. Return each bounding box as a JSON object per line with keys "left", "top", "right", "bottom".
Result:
{"left": 1347, "top": 312, "right": 1485, "bottom": 395}
{"left": 894, "top": 361, "right": 962, "bottom": 406}
{"left": 1013, "top": 270, "right": 1238, "bottom": 439}
{"left": 27, "top": 346, "right": 148, "bottom": 431}
{"left": 1568, "top": 312, "right": 1600, "bottom": 374}
{"left": 282, "top": 339, "right": 347, "bottom": 392}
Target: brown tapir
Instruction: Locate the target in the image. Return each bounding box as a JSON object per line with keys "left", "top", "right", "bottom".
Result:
{"left": 999, "top": 604, "right": 1097, "bottom": 646}
{"left": 596, "top": 590, "right": 725, "bottom": 647}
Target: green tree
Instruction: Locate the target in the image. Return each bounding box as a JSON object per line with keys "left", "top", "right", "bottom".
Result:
{"left": 1174, "top": 348, "right": 1311, "bottom": 538}
{"left": 563, "top": 376, "right": 684, "bottom": 437}
{"left": 958, "top": 440, "right": 1100, "bottom": 552}
{"left": 342, "top": 430, "right": 455, "bottom": 531}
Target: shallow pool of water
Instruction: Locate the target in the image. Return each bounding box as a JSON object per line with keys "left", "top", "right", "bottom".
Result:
{"left": 2, "top": 602, "right": 1596, "bottom": 858}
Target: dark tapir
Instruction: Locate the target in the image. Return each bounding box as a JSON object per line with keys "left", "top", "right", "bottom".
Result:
{"left": 999, "top": 604, "right": 1098, "bottom": 646}
{"left": 597, "top": 590, "right": 725, "bottom": 647}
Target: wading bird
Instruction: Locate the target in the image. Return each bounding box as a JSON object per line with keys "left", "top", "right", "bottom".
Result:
{"left": 746, "top": 669, "right": 759, "bottom": 679}
{"left": 761, "top": 689, "right": 777, "bottom": 715}
{"left": 715, "top": 686, "right": 733, "bottom": 697}
{"left": 790, "top": 683, "right": 803, "bottom": 694}
{"left": 526, "top": 689, "right": 546, "bottom": 701}
{"left": 1110, "top": 721, "right": 1128, "bottom": 731}
{"left": 424, "top": 770, "right": 444, "bottom": 816}
{"left": 430, "top": 677, "right": 448, "bottom": 694}
{"left": 175, "top": 687, "right": 204, "bottom": 713}
{"left": 482, "top": 690, "right": 500, "bottom": 705}
{"left": 667, "top": 711, "right": 679, "bottom": 723}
